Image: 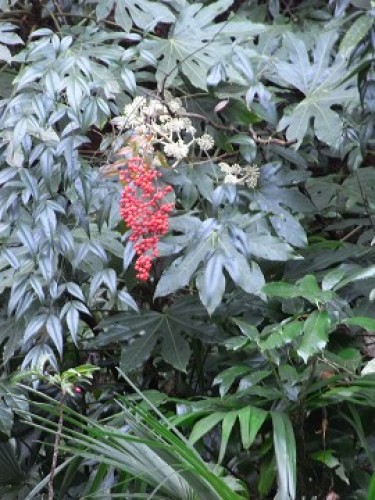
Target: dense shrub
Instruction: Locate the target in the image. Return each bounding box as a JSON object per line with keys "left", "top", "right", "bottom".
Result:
{"left": 0, "top": 0, "right": 374, "bottom": 498}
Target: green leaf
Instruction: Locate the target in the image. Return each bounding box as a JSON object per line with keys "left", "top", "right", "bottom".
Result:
{"left": 96, "top": 300, "right": 216, "bottom": 371}
{"left": 232, "top": 318, "right": 259, "bottom": 341}
{"left": 238, "top": 371, "right": 272, "bottom": 392}
{"left": 221, "top": 235, "right": 265, "bottom": 296}
{"left": 95, "top": 0, "right": 175, "bottom": 31}
{"left": 367, "top": 473, "right": 375, "bottom": 500}
{"left": 297, "top": 310, "right": 331, "bottom": 363}
{"left": 0, "top": 405, "right": 12, "bottom": 436}
{"left": 223, "top": 100, "right": 261, "bottom": 125}
{"left": 262, "top": 282, "right": 300, "bottom": 299}
{"left": 213, "top": 365, "right": 251, "bottom": 397}
{"left": 271, "top": 412, "right": 296, "bottom": 500}
{"left": 258, "top": 457, "right": 276, "bottom": 498}
{"left": 0, "top": 44, "right": 11, "bottom": 63}
{"left": 189, "top": 412, "right": 226, "bottom": 444}
{"left": 238, "top": 406, "right": 267, "bottom": 449}
{"left": 344, "top": 317, "right": 375, "bottom": 331}
{"left": 218, "top": 411, "right": 238, "bottom": 463}
{"left": 263, "top": 276, "right": 332, "bottom": 304}
{"left": 322, "top": 268, "right": 346, "bottom": 291}
{"left": 160, "top": 327, "right": 191, "bottom": 373}
{"left": 298, "top": 274, "right": 333, "bottom": 304}
{"left": 260, "top": 321, "right": 304, "bottom": 351}
{"left": 246, "top": 234, "right": 297, "bottom": 261}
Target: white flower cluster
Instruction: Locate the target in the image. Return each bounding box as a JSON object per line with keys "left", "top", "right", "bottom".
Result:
{"left": 112, "top": 95, "right": 215, "bottom": 165}
{"left": 219, "top": 162, "right": 260, "bottom": 188}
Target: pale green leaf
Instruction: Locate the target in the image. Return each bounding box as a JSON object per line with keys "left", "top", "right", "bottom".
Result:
{"left": 276, "top": 32, "right": 357, "bottom": 147}
{"left": 339, "top": 14, "right": 373, "bottom": 56}
{"left": 297, "top": 310, "right": 331, "bottom": 363}
{"left": 272, "top": 412, "right": 296, "bottom": 500}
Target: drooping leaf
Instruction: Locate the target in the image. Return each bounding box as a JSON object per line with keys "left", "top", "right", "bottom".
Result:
{"left": 213, "top": 365, "right": 251, "bottom": 397}
{"left": 197, "top": 253, "right": 226, "bottom": 315}
{"left": 155, "top": 223, "right": 214, "bottom": 297}
{"left": 271, "top": 412, "right": 296, "bottom": 500}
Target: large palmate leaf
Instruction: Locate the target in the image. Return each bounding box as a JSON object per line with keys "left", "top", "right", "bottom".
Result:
{"left": 141, "top": 0, "right": 266, "bottom": 89}
{"left": 276, "top": 32, "right": 358, "bottom": 148}
{"left": 92, "top": 0, "right": 175, "bottom": 31}
{"left": 92, "top": 298, "right": 219, "bottom": 372}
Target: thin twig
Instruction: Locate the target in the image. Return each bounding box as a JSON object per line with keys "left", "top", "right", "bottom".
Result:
{"left": 340, "top": 224, "right": 364, "bottom": 242}
{"left": 249, "top": 125, "right": 297, "bottom": 146}
{"left": 177, "top": 111, "right": 238, "bottom": 132}
{"left": 48, "top": 393, "right": 66, "bottom": 500}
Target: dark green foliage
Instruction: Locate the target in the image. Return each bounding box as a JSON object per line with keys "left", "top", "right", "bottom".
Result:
{"left": 0, "top": 0, "right": 374, "bottom": 498}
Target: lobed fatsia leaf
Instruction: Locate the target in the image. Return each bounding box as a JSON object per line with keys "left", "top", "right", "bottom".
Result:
{"left": 161, "top": 321, "right": 191, "bottom": 373}
{"left": 96, "top": 299, "right": 216, "bottom": 372}
{"left": 120, "top": 331, "right": 159, "bottom": 373}
{"left": 141, "top": 0, "right": 265, "bottom": 89}
{"left": 276, "top": 32, "right": 357, "bottom": 148}
{"left": 94, "top": 0, "right": 175, "bottom": 31}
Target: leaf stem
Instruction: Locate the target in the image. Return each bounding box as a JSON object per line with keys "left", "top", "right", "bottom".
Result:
{"left": 48, "top": 393, "right": 66, "bottom": 500}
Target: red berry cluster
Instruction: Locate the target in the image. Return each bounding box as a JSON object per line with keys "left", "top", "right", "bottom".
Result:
{"left": 119, "top": 157, "right": 174, "bottom": 280}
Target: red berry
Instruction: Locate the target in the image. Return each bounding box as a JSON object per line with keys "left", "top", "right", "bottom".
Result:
{"left": 118, "top": 157, "right": 174, "bottom": 281}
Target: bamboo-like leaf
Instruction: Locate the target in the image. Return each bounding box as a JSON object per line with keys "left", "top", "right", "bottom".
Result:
{"left": 218, "top": 411, "right": 237, "bottom": 463}
{"left": 238, "top": 406, "right": 267, "bottom": 449}
{"left": 189, "top": 412, "right": 226, "bottom": 444}
{"left": 271, "top": 412, "right": 296, "bottom": 500}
